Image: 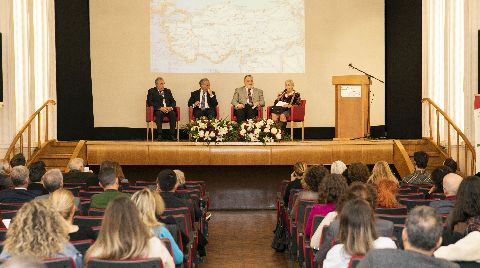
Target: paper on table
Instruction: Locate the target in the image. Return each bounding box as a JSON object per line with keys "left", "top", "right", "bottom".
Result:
{"left": 275, "top": 101, "right": 288, "bottom": 106}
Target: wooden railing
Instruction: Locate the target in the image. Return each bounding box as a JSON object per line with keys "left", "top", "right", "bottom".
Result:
{"left": 4, "top": 100, "right": 56, "bottom": 163}
{"left": 422, "top": 98, "right": 476, "bottom": 175}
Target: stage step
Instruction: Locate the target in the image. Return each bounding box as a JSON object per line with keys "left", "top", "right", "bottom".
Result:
{"left": 400, "top": 138, "right": 447, "bottom": 174}
{"left": 32, "top": 141, "right": 80, "bottom": 171}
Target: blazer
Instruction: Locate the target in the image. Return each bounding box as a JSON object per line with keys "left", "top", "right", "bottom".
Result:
{"left": 188, "top": 89, "right": 218, "bottom": 108}
{"left": 0, "top": 188, "right": 38, "bottom": 203}
{"left": 231, "top": 86, "right": 265, "bottom": 107}
{"left": 147, "top": 88, "right": 177, "bottom": 110}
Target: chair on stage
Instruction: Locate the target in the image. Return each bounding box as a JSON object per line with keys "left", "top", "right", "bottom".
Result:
{"left": 188, "top": 106, "right": 220, "bottom": 121}
{"left": 146, "top": 101, "right": 180, "bottom": 141}
{"left": 230, "top": 105, "right": 263, "bottom": 122}
{"left": 267, "top": 100, "right": 306, "bottom": 141}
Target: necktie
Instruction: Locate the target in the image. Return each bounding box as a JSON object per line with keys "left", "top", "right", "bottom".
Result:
{"left": 200, "top": 92, "right": 206, "bottom": 110}
{"left": 248, "top": 88, "right": 253, "bottom": 105}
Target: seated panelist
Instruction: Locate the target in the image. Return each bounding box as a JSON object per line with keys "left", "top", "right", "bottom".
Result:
{"left": 188, "top": 78, "right": 218, "bottom": 119}
{"left": 147, "top": 77, "right": 177, "bottom": 141}
{"left": 231, "top": 74, "right": 265, "bottom": 122}
{"left": 271, "top": 79, "right": 301, "bottom": 131}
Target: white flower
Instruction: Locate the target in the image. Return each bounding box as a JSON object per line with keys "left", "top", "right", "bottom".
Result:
{"left": 254, "top": 128, "right": 261, "bottom": 135}
{"left": 266, "top": 119, "right": 274, "bottom": 125}
{"left": 263, "top": 128, "right": 270, "bottom": 133}
{"left": 240, "top": 129, "right": 246, "bottom": 135}
{"left": 209, "top": 132, "right": 216, "bottom": 137}
{"left": 271, "top": 128, "right": 278, "bottom": 134}
{"left": 199, "top": 130, "right": 205, "bottom": 137}
{"left": 276, "top": 133, "right": 282, "bottom": 140}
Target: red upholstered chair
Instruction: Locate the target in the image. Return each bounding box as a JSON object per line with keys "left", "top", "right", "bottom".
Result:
{"left": 230, "top": 105, "right": 263, "bottom": 122}
{"left": 188, "top": 106, "right": 220, "bottom": 121}
{"left": 146, "top": 101, "right": 180, "bottom": 141}
{"left": 267, "top": 100, "right": 306, "bottom": 141}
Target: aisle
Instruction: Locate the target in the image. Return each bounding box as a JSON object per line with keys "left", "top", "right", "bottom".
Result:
{"left": 199, "top": 210, "right": 289, "bottom": 268}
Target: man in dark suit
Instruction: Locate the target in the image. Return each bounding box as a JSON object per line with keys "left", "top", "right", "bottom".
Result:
{"left": 0, "top": 165, "right": 38, "bottom": 203}
{"left": 63, "top": 158, "right": 98, "bottom": 187}
{"left": 231, "top": 74, "right": 265, "bottom": 122}
{"left": 188, "top": 78, "right": 218, "bottom": 119}
{"left": 147, "top": 77, "right": 177, "bottom": 140}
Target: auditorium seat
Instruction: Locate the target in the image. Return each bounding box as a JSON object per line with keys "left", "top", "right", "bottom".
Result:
{"left": 64, "top": 182, "right": 88, "bottom": 190}
{"left": 348, "top": 255, "right": 365, "bottom": 268}
{"left": 375, "top": 214, "right": 408, "bottom": 225}
{"left": 0, "top": 203, "right": 23, "bottom": 211}
{"left": 79, "top": 190, "right": 103, "bottom": 198}
{"left": 375, "top": 206, "right": 407, "bottom": 215}
{"left": 136, "top": 180, "right": 156, "bottom": 187}
{"left": 87, "top": 208, "right": 105, "bottom": 216}
{"left": 65, "top": 187, "right": 81, "bottom": 197}
{"left": 188, "top": 106, "right": 220, "bottom": 121}
{"left": 0, "top": 227, "right": 7, "bottom": 241}
{"left": 267, "top": 99, "right": 306, "bottom": 141}
{"left": 398, "top": 198, "right": 439, "bottom": 211}
{"left": 87, "top": 258, "right": 163, "bottom": 268}
{"left": 43, "top": 257, "right": 75, "bottom": 268}
{"left": 0, "top": 210, "right": 17, "bottom": 219}
{"left": 146, "top": 101, "right": 180, "bottom": 141}
{"left": 431, "top": 193, "right": 446, "bottom": 199}
{"left": 396, "top": 193, "right": 425, "bottom": 199}
{"left": 70, "top": 239, "right": 94, "bottom": 255}
{"left": 73, "top": 216, "right": 103, "bottom": 227}
{"left": 230, "top": 105, "right": 263, "bottom": 122}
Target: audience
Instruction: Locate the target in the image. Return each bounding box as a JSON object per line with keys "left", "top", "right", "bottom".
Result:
{"left": 367, "top": 161, "right": 399, "bottom": 186}
{"left": 447, "top": 176, "right": 480, "bottom": 234}
{"left": 429, "top": 165, "right": 453, "bottom": 195}
{"left": 0, "top": 159, "right": 13, "bottom": 190}
{"left": 9, "top": 153, "right": 25, "bottom": 168}
{"left": 0, "top": 199, "right": 82, "bottom": 268}
{"left": 35, "top": 169, "right": 80, "bottom": 209}
{"left": 402, "top": 151, "right": 432, "bottom": 184}
{"left": 131, "top": 188, "right": 184, "bottom": 265}
{"left": 443, "top": 158, "right": 458, "bottom": 174}
{"left": 291, "top": 165, "right": 329, "bottom": 219}
{"left": 0, "top": 166, "right": 38, "bottom": 202}
{"left": 85, "top": 197, "right": 174, "bottom": 268}
{"left": 376, "top": 179, "right": 400, "bottom": 208}
{"left": 323, "top": 198, "right": 396, "bottom": 268}
{"left": 63, "top": 158, "right": 98, "bottom": 187}
{"left": 345, "top": 162, "right": 370, "bottom": 184}
{"left": 90, "top": 167, "right": 130, "bottom": 209}
{"left": 330, "top": 160, "right": 347, "bottom": 175}
{"left": 357, "top": 206, "right": 458, "bottom": 268}
{"left": 429, "top": 173, "right": 462, "bottom": 214}
{"left": 283, "top": 162, "right": 307, "bottom": 205}
{"left": 27, "top": 161, "right": 48, "bottom": 195}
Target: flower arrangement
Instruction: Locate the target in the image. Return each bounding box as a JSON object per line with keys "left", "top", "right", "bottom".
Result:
{"left": 238, "top": 119, "right": 283, "bottom": 143}
{"left": 187, "top": 118, "right": 238, "bottom": 143}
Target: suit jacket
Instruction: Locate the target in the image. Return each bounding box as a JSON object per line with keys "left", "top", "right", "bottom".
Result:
{"left": 160, "top": 192, "right": 201, "bottom": 222}
{"left": 63, "top": 170, "right": 98, "bottom": 187}
{"left": 188, "top": 89, "right": 218, "bottom": 108}
{"left": 147, "top": 88, "right": 177, "bottom": 110}
{"left": 358, "top": 248, "right": 459, "bottom": 268}
{"left": 28, "top": 182, "right": 49, "bottom": 196}
{"left": 231, "top": 86, "right": 265, "bottom": 107}
{"left": 0, "top": 188, "right": 38, "bottom": 203}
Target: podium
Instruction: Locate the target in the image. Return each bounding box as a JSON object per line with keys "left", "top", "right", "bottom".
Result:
{"left": 332, "top": 75, "right": 371, "bottom": 139}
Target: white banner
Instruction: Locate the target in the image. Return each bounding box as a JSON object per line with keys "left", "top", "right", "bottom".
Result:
{"left": 475, "top": 95, "right": 480, "bottom": 174}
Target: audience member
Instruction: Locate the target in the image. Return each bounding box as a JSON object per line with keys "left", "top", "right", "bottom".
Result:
{"left": 305, "top": 174, "right": 347, "bottom": 238}
{"left": 323, "top": 199, "right": 396, "bottom": 268}
{"left": 429, "top": 173, "right": 462, "bottom": 214}
{"left": 357, "top": 206, "right": 458, "bottom": 268}
{"left": 0, "top": 256, "right": 46, "bottom": 268}
{"left": 0, "top": 159, "right": 13, "bottom": 190}
{"left": 346, "top": 162, "right": 370, "bottom": 184}
{"left": 63, "top": 158, "right": 98, "bottom": 187}
{"left": 283, "top": 162, "right": 307, "bottom": 204}
{"left": 0, "top": 166, "right": 38, "bottom": 202}
{"left": 173, "top": 169, "right": 187, "bottom": 190}
{"left": 367, "top": 161, "right": 399, "bottom": 185}
{"left": 447, "top": 176, "right": 480, "bottom": 234}
{"left": 376, "top": 179, "right": 400, "bottom": 208}
{"left": 35, "top": 169, "right": 80, "bottom": 209}
{"left": 0, "top": 199, "right": 82, "bottom": 268}
{"left": 443, "top": 158, "right": 458, "bottom": 172}
{"left": 434, "top": 231, "right": 480, "bottom": 263}
{"left": 85, "top": 197, "right": 174, "bottom": 268}
{"left": 131, "top": 188, "right": 184, "bottom": 265}
{"left": 290, "top": 165, "right": 329, "bottom": 219}
{"left": 330, "top": 160, "right": 347, "bottom": 175}
{"left": 9, "top": 153, "right": 25, "bottom": 168}
{"left": 402, "top": 151, "right": 432, "bottom": 184}
{"left": 113, "top": 161, "right": 128, "bottom": 184}
{"left": 0, "top": 159, "right": 12, "bottom": 174}
{"left": 429, "top": 165, "right": 453, "bottom": 195}
{"left": 27, "top": 161, "right": 48, "bottom": 195}
{"left": 90, "top": 167, "right": 130, "bottom": 209}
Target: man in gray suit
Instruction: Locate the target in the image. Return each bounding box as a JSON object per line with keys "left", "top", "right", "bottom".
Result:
{"left": 231, "top": 75, "right": 265, "bottom": 122}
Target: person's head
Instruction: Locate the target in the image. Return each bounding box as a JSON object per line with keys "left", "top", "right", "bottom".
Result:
{"left": 100, "top": 160, "right": 115, "bottom": 171}
{"left": 292, "top": 162, "right": 308, "bottom": 180}
{"left": 376, "top": 179, "right": 399, "bottom": 208}
{"left": 336, "top": 182, "right": 376, "bottom": 213}
{"left": 173, "top": 169, "right": 186, "bottom": 186}
{"left": 98, "top": 167, "right": 118, "bottom": 189}
{"left": 199, "top": 78, "right": 210, "bottom": 92}
{"left": 156, "top": 169, "right": 177, "bottom": 192}
{"left": 67, "top": 158, "right": 84, "bottom": 172}
{"left": 442, "top": 173, "right": 463, "bottom": 196}
{"left": 347, "top": 162, "right": 370, "bottom": 184}
{"left": 155, "top": 77, "right": 165, "bottom": 90}
{"left": 317, "top": 174, "right": 348, "bottom": 204}
{"left": 244, "top": 75, "right": 253, "bottom": 88}
{"left": 9, "top": 153, "right": 26, "bottom": 168}
{"left": 449, "top": 176, "right": 480, "bottom": 229}
{"left": 28, "top": 161, "right": 46, "bottom": 183}
{"left": 113, "top": 161, "right": 125, "bottom": 180}
{"left": 0, "top": 159, "right": 12, "bottom": 174}
{"left": 10, "top": 166, "right": 29, "bottom": 187}
{"left": 443, "top": 157, "right": 458, "bottom": 172}
{"left": 413, "top": 151, "right": 429, "bottom": 169}
{"left": 339, "top": 198, "right": 377, "bottom": 256}
{"left": 431, "top": 165, "right": 453, "bottom": 193}
{"left": 85, "top": 197, "right": 152, "bottom": 260}
{"left": 49, "top": 189, "right": 75, "bottom": 222}
{"left": 302, "top": 165, "right": 329, "bottom": 192}
{"left": 403, "top": 206, "right": 443, "bottom": 255}
{"left": 368, "top": 161, "right": 397, "bottom": 185}
{"left": 4, "top": 199, "right": 69, "bottom": 258}
{"left": 41, "top": 169, "right": 63, "bottom": 193}
{"left": 285, "top": 79, "right": 294, "bottom": 92}
{"left": 331, "top": 160, "right": 347, "bottom": 175}
{"left": 131, "top": 188, "right": 165, "bottom": 228}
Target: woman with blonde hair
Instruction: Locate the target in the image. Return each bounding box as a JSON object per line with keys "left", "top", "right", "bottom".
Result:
{"left": 271, "top": 79, "right": 301, "bottom": 132}
{"left": 85, "top": 196, "right": 173, "bottom": 268}
{"left": 0, "top": 199, "right": 82, "bottom": 268}
{"left": 0, "top": 159, "right": 13, "bottom": 190}
{"left": 173, "top": 169, "right": 186, "bottom": 190}
{"left": 367, "top": 161, "right": 399, "bottom": 186}
{"left": 131, "top": 188, "right": 183, "bottom": 265}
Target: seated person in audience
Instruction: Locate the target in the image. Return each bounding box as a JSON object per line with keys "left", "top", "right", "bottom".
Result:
{"left": 0, "top": 165, "right": 38, "bottom": 202}
{"left": 434, "top": 231, "right": 480, "bottom": 263}
{"left": 357, "top": 206, "right": 459, "bottom": 268}
{"left": 27, "top": 161, "right": 48, "bottom": 195}
{"left": 90, "top": 167, "right": 131, "bottom": 209}
{"left": 35, "top": 169, "right": 80, "bottom": 209}
{"left": 402, "top": 151, "right": 432, "bottom": 184}
{"left": 429, "top": 165, "right": 453, "bottom": 195}
{"left": 330, "top": 160, "right": 347, "bottom": 175}
{"left": 9, "top": 153, "right": 25, "bottom": 168}
{"left": 85, "top": 197, "right": 174, "bottom": 268}
{"left": 305, "top": 174, "right": 348, "bottom": 238}
{"left": 0, "top": 199, "right": 82, "bottom": 268}
{"left": 231, "top": 74, "right": 265, "bottom": 122}
{"left": 283, "top": 162, "right": 308, "bottom": 205}
{"left": 132, "top": 188, "right": 184, "bottom": 265}
{"left": 430, "top": 173, "right": 462, "bottom": 214}
{"left": 49, "top": 188, "right": 95, "bottom": 241}
{"left": 376, "top": 178, "right": 400, "bottom": 208}
{"left": 0, "top": 159, "right": 13, "bottom": 190}
{"left": 447, "top": 176, "right": 480, "bottom": 234}
{"left": 173, "top": 169, "right": 187, "bottom": 191}
{"left": 63, "top": 158, "right": 98, "bottom": 187}
{"left": 314, "top": 182, "right": 394, "bottom": 260}
{"left": 345, "top": 162, "right": 370, "bottom": 184}
{"left": 367, "top": 161, "right": 399, "bottom": 186}
{"left": 290, "top": 165, "right": 329, "bottom": 219}
{"left": 188, "top": 78, "right": 218, "bottom": 119}
{"left": 270, "top": 79, "right": 301, "bottom": 132}
{"left": 443, "top": 157, "right": 458, "bottom": 174}
{"left": 323, "top": 198, "right": 397, "bottom": 268}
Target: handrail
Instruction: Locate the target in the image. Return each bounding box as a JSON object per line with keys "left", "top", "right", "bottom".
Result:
{"left": 4, "top": 99, "right": 56, "bottom": 162}
{"left": 422, "top": 98, "right": 476, "bottom": 175}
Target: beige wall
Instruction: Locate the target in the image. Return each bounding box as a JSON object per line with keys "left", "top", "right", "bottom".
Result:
{"left": 90, "top": 0, "right": 385, "bottom": 128}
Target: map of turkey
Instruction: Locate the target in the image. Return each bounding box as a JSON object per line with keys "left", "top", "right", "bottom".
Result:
{"left": 150, "top": 0, "right": 305, "bottom": 73}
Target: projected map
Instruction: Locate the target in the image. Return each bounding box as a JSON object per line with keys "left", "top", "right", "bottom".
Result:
{"left": 150, "top": 0, "right": 305, "bottom": 73}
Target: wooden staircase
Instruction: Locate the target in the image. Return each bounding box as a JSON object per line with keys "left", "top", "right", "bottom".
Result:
{"left": 30, "top": 141, "right": 84, "bottom": 172}
{"left": 400, "top": 138, "right": 447, "bottom": 173}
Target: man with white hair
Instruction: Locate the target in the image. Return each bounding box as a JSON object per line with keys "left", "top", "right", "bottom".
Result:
{"left": 430, "top": 173, "right": 463, "bottom": 214}
{"left": 36, "top": 169, "right": 80, "bottom": 208}
{"left": 0, "top": 166, "right": 38, "bottom": 202}
{"left": 63, "top": 158, "right": 98, "bottom": 187}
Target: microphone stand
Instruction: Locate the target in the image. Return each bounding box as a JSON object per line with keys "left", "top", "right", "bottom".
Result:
{"left": 348, "top": 63, "right": 384, "bottom": 84}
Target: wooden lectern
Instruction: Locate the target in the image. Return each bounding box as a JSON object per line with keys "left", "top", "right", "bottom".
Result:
{"left": 332, "top": 75, "right": 371, "bottom": 139}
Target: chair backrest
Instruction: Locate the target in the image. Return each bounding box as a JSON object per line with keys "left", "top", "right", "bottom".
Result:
{"left": 88, "top": 186, "right": 103, "bottom": 191}
{"left": 160, "top": 214, "right": 189, "bottom": 237}
{"left": 396, "top": 193, "right": 425, "bottom": 199}
{"left": 397, "top": 187, "right": 414, "bottom": 194}
{"left": 43, "top": 257, "right": 75, "bottom": 268}
{"left": 71, "top": 239, "right": 94, "bottom": 255}
{"left": 398, "top": 198, "right": 438, "bottom": 211}
{"left": 302, "top": 205, "right": 314, "bottom": 232}
{"left": 375, "top": 214, "right": 408, "bottom": 225}
{"left": 0, "top": 227, "right": 8, "bottom": 241}
{"left": 290, "top": 99, "right": 306, "bottom": 122}
{"left": 287, "top": 189, "right": 302, "bottom": 213}
{"left": 92, "top": 226, "right": 101, "bottom": 238}
{"left": 374, "top": 206, "right": 407, "bottom": 215}
{"left": 65, "top": 187, "right": 81, "bottom": 197}
{"left": 159, "top": 238, "right": 173, "bottom": 256}
{"left": 79, "top": 191, "right": 103, "bottom": 198}
{"left": 296, "top": 199, "right": 316, "bottom": 226}
{"left": 431, "top": 193, "right": 446, "bottom": 199}
{"left": 88, "top": 208, "right": 105, "bottom": 216}
{"left": 64, "top": 182, "right": 88, "bottom": 190}
{"left": 164, "top": 223, "right": 182, "bottom": 249}
{"left": 73, "top": 216, "right": 104, "bottom": 227}
{"left": 348, "top": 255, "right": 364, "bottom": 268}
{"left": 87, "top": 258, "right": 163, "bottom": 268}
{"left": 279, "top": 180, "right": 290, "bottom": 198}
{"left": 311, "top": 215, "right": 326, "bottom": 237}
{"left": 0, "top": 203, "right": 24, "bottom": 210}
{"left": 136, "top": 181, "right": 156, "bottom": 187}
{"left": 0, "top": 209, "right": 17, "bottom": 219}
{"left": 162, "top": 207, "right": 193, "bottom": 234}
